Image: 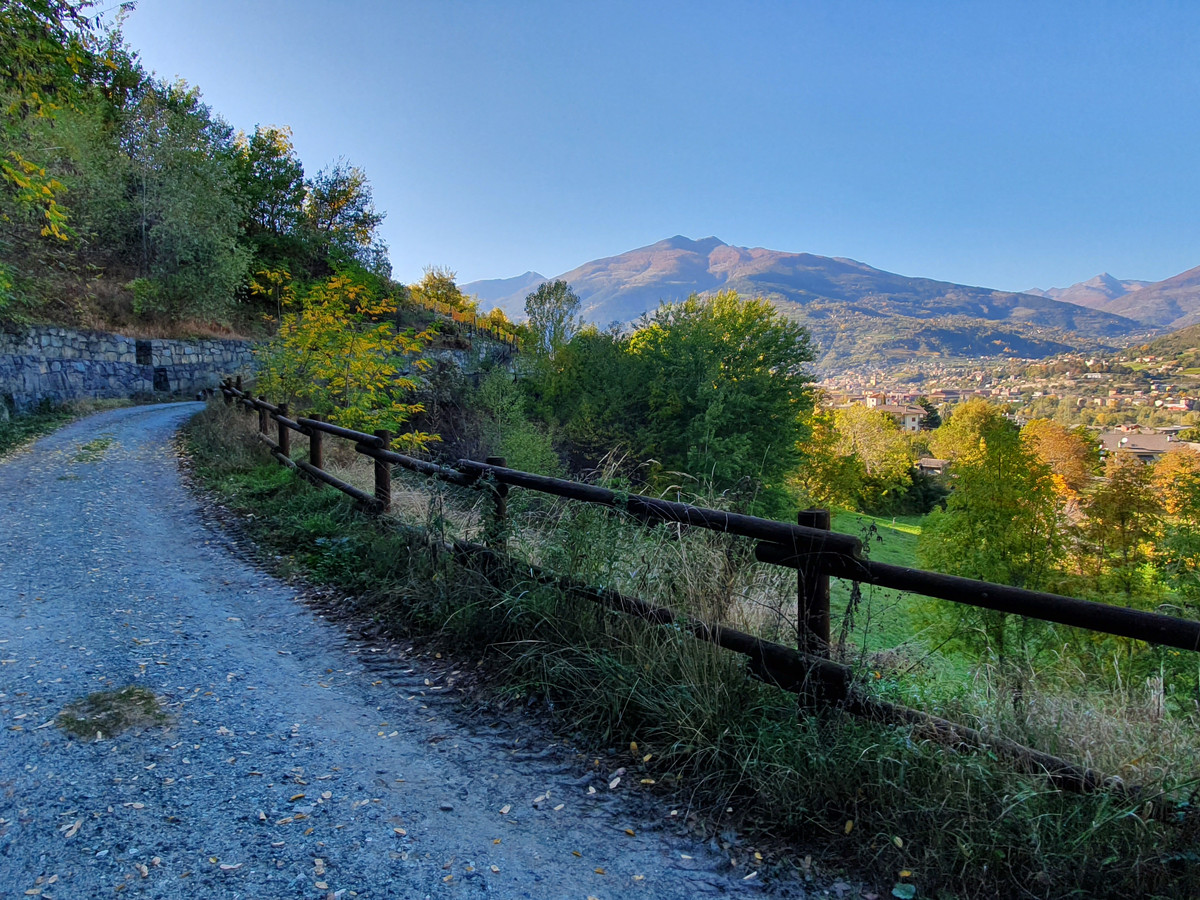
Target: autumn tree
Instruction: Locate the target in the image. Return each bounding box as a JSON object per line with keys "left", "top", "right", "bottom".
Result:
{"left": 256, "top": 270, "right": 436, "bottom": 444}
{"left": 793, "top": 404, "right": 864, "bottom": 511}
{"left": 1021, "top": 418, "right": 1097, "bottom": 499}
{"left": 0, "top": 0, "right": 100, "bottom": 242}
{"left": 1154, "top": 447, "right": 1200, "bottom": 606}
{"left": 831, "top": 404, "right": 914, "bottom": 512}
{"left": 410, "top": 266, "right": 472, "bottom": 311}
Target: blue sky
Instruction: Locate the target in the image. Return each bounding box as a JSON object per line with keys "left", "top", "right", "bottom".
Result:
{"left": 121, "top": 1, "right": 1200, "bottom": 291}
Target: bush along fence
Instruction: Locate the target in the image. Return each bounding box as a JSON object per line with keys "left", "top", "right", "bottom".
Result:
{"left": 220, "top": 379, "right": 1200, "bottom": 796}
{"left": 407, "top": 296, "right": 522, "bottom": 350}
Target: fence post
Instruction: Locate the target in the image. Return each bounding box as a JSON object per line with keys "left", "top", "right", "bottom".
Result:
{"left": 234, "top": 374, "right": 243, "bottom": 394}
{"left": 484, "top": 456, "right": 509, "bottom": 551}
{"left": 796, "top": 509, "right": 831, "bottom": 658}
{"left": 374, "top": 430, "right": 392, "bottom": 512}
{"left": 222, "top": 379, "right": 233, "bottom": 405}
{"left": 277, "top": 402, "right": 290, "bottom": 458}
{"left": 309, "top": 413, "right": 323, "bottom": 470}
{"left": 258, "top": 396, "right": 268, "bottom": 434}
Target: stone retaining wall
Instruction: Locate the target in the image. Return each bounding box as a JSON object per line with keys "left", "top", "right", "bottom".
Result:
{"left": 0, "top": 324, "right": 256, "bottom": 413}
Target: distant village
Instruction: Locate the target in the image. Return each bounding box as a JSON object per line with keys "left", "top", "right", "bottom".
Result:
{"left": 822, "top": 349, "right": 1200, "bottom": 468}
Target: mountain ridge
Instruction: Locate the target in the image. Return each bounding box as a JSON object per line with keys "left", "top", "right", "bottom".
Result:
{"left": 463, "top": 236, "right": 1162, "bottom": 372}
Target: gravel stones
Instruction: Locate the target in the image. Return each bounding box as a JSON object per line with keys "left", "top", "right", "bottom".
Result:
{"left": 0, "top": 403, "right": 812, "bottom": 899}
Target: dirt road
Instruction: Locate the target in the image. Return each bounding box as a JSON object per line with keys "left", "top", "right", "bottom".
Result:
{"left": 0, "top": 403, "right": 806, "bottom": 899}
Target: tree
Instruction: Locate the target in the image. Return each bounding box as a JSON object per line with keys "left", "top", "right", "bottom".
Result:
{"left": 119, "top": 78, "right": 249, "bottom": 319}
{"left": 524, "top": 279, "right": 582, "bottom": 358}
{"left": 530, "top": 324, "right": 645, "bottom": 455}
{"left": 256, "top": 270, "right": 436, "bottom": 444}
{"left": 793, "top": 404, "right": 864, "bottom": 511}
{"left": 918, "top": 405, "right": 1062, "bottom": 665}
{"left": 0, "top": 0, "right": 99, "bottom": 241}
{"left": 916, "top": 396, "right": 941, "bottom": 430}
{"left": 233, "top": 125, "right": 305, "bottom": 262}
{"left": 627, "top": 291, "right": 815, "bottom": 513}
{"left": 1154, "top": 447, "right": 1200, "bottom": 606}
{"left": 410, "top": 266, "right": 471, "bottom": 311}
{"left": 928, "top": 397, "right": 1011, "bottom": 461}
{"left": 303, "top": 159, "right": 387, "bottom": 274}
{"left": 1082, "top": 452, "right": 1162, "bottom": 598}
{"left": 1021, "top": 418, "right": 1097, "bottom": 499}
{"left": 831, "top": 404, "right": 914, "bottom": 512}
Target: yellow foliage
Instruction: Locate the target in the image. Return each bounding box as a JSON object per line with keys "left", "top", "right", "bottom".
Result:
{"left": 255, "top": 272, "right": 438, "bottom": 448}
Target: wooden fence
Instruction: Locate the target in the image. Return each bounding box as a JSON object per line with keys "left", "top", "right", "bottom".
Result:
{"left": 219, "top": 379, "right": 1200, "bottom": 794}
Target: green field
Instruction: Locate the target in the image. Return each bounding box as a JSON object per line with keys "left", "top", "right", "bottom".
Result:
{"left": 828, "top": 511, "right": 927, "bottom": 654}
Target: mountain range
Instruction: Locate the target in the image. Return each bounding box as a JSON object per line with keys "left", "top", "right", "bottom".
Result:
{"left": 1028, "top": 267, "right": 1200, "bottom": 331}
{"left": 464, "top": 236, "right": 1199, "bottom": 371}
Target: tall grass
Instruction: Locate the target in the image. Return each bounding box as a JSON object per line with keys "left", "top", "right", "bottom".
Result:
{"left": 184, "top": 401, "right": 1200, "bottom": 899}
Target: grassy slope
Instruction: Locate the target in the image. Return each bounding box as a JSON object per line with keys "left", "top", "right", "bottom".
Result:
{"left": 830, "top": 511, "right": 924, "bottom": 653}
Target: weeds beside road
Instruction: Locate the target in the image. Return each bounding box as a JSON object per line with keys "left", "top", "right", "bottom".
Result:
{"left": 185, "top": 400, "right": 1200, "bottom": 900}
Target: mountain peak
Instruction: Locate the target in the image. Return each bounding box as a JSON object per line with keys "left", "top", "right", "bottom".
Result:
{"left": 651, "top": 235, "right": 727, "bottom": 254}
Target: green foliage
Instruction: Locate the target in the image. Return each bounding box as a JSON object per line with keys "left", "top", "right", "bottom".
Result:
{"left": 304, "top": 158, "right": 388, "bottom": 276}
{"left": 0, "top": 7, "right": 393, "bottom": 332}
{"left": 121, "top": 79, "right": 250, "bottom": 319}
{"left": 0, "top": 0, "right": 102, "bottom": 240}
{"left": 474, "top": 368, "right": 562, "bottom": 475}
{"left": 831, "top": 404, "right": 914, "bottom": 513}
{"left": 232, "top": 124, "right": 306, "bottom": 281}
{"left": 125, "top": 276, "right": 160, "bottom": 316}
{"left": 793, "top": 404, "right": 864, "bottom": 511}
{"left": 1083, "top": 451, "right": 1162, "bottom": 598}
{"left": 524, "top": 279, "right": 582, "bottom": 358}
{"left": 919, "top": 402, "right": 1062, "bottom": 664}
{"left": 529, "top": 325, "right": 644, "bottom": 454}
{"left": 628, "top": 291, "right": 815, "bottom": 512}
{"left": 1155, "top": 448, "right": 1200, "bottom": 606}
{"left": 255, "top": 270, "right": 436, "bottom": 443}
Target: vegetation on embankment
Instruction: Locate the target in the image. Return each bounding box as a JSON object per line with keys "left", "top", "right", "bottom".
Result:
{"left": 0, "top": 397, "right": 134, "bottom": 459}
{"left": 183, "top": 399, "right": 1200, "bottom": 900}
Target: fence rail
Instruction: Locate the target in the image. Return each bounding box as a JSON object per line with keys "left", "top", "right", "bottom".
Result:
{"left": 218, "top": 379, "right": 1200, "bottom": 794}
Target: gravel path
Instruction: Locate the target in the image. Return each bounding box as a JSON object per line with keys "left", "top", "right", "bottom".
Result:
{"left": 0, "top": 403, "right": 813, "bottom": 900}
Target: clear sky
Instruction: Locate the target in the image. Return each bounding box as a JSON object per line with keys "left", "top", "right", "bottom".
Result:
{"left": 120, "top": 0, "right": 1200, "bottom": 292}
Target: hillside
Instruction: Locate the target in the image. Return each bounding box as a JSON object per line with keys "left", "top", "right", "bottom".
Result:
{"left": 1126, "top": 322, "right": 1200, "bottom": 371}
{"left": 468, "top": 236, "right": 1146, "bottom": 372}
{"left": 1030, "top": 266, "right": 1200, "bottom": 330}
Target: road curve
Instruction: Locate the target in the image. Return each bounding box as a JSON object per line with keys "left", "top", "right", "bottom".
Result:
{"left": 0, "top": 403, "right": 800, "bottom": 899}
